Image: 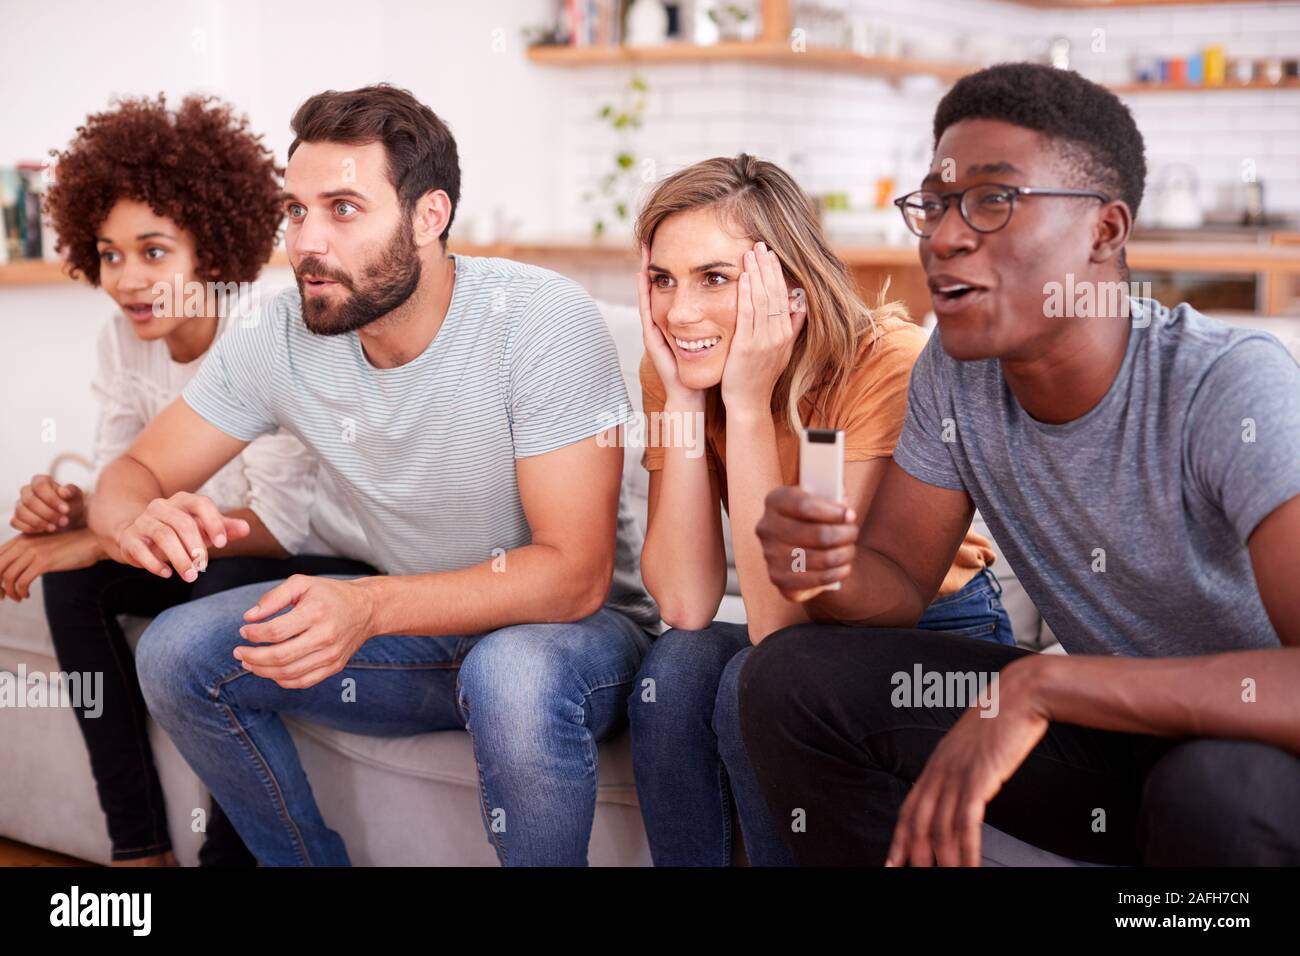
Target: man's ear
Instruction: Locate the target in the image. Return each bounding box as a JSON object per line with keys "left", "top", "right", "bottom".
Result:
{"left": 1090, "top": 198, "right": 1132, "bottom": 268}
{"left": 411, "top": 189, "right": 453, "bottom": 248}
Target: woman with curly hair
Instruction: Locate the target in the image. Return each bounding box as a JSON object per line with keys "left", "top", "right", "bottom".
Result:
{"left": 0, "top": 94, "right": 375, "bottom": 866}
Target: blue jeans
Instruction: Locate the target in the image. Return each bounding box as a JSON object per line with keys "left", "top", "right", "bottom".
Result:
{"left": 912, "top": 566, "right": 1015, "bottom": 647}
{"left": 134, "top": 577, "right": 652, "bottom": 866}
{"left": 628, "top": 567, "right": 1014, "bottom": 866}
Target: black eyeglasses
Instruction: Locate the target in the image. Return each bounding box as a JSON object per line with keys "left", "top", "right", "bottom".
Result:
{"left": 893, "top": 183, "right": 1111, "bottom": 238}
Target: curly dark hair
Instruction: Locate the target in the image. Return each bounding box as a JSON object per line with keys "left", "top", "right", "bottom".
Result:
{"left": 933, "top": 63, "right": 1147, "bottom": 217}
{"left": 44, "top": 93, "right": 283, "bottom": 286}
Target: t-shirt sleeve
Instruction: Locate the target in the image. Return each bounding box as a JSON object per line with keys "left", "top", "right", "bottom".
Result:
{"left": 892, "top": 330, "right": 967, "bottom": 491}
{"left": 835, "top": 322, "right": 926, "bottom": 461}
{"left": 508, "top": 277, "right": 633, "bottom": 458}
{"left": 181, "top": 300, "right": 280, "bottom": 443}
{"left": 1185, "top": 335, "right": 1300, "bottom": 542}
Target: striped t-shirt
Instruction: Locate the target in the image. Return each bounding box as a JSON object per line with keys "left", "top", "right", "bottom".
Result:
{"left": 182, "top": 254, "right": 659, "bottom": 631}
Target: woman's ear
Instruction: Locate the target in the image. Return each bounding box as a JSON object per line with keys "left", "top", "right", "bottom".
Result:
{"left": 789, "top": 286, "right": 808, "bottom": 334}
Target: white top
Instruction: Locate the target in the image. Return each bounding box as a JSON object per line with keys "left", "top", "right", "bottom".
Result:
{"left": 91, "top": 310, "right": 332, "bottom": 555}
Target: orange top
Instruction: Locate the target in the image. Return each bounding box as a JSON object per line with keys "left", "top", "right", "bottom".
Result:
{"left": 640, "top": 316, "right": 995, "bottom": 596}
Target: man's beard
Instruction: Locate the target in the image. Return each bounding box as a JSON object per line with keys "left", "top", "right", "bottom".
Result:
{"left": 296, "top": 218, "right": 422, "bottom": 336}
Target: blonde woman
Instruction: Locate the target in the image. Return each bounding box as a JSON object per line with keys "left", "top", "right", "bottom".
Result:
{"left": 627, "top": 154, "right": 1010, "bottom": 866}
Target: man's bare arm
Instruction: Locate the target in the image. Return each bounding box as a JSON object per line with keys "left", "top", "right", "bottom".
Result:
{"left": 758, "top": 460, "right": 974, "bottom": 628}
{"left": 352, "top": 431, "right": 624, "bottom": 636}
{"left": 216, "top": 508, "right": 289, "bottom": 560}
{"left": 88, "top": 397, "right": 252, "bottom": 575}
{"left": 1006, "top": 494, "right": 1300, "bottom": 752}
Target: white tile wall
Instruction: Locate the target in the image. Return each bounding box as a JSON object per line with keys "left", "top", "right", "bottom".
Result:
{"left": 549, "top": 0, "right": 1300, "bottom": 241}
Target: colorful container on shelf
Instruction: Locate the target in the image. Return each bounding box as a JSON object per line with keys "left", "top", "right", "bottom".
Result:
{"left": 1130, "top": 44, "right": 1293, "bottom": 89}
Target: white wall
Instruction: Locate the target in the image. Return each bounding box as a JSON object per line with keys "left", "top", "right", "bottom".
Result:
{"left": 0, "top": 0, "right": 564, "bottom": 493}
{"left": 0, "top": 0, "right": 566, "bottom": 241}
{"left": 559, "top": 0, "right": 1300, "bottom": 239}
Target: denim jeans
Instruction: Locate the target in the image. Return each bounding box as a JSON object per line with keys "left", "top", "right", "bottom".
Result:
{"left": 41, "top": 554, "right": 375, "bottom": 863}
{"left": 628, "top": 567, "right": 1014, "bottom": 866}
{"left": 133, "top": 577, "right": 652, "bottom": 866}
{"left": 912, "top": 566, "right": 1015, "bottom": 647}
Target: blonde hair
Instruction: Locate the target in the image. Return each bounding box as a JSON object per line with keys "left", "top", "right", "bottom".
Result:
{"left": 635, "top": 154, "right": 909, "bottom": 435}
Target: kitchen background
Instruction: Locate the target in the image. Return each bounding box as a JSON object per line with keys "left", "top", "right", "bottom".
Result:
{"left": 2, "top": 0, "right": 1299, "bottom": 494}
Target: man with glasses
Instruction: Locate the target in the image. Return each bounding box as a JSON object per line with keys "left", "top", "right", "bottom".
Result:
{"left": 738, "top": 63, "right": 1300, "bottom": 866}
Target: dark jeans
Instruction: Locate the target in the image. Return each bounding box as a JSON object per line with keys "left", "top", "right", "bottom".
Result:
{"left": 628, "top": 569, "right": 1015, "bottom": 866}
{"left": 738, "top": 624, "right": 1300, "bottom": 866}
{"left": 42, "top": 553, "right": 377, "bottom": 864}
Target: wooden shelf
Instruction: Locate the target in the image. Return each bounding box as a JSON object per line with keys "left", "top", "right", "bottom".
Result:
{"left": 527, "top": 41, "right": 1298, "bottom": 95}
{"left": 0, "top": 258, "right": 77, "bottom": 286}
{"left": 1010, "top": 0, "right": 1283, "bottom": 8}
{"left": 1122, "top": 241, "right": 1300, "bottom": 275}
{"left": 526, "top": 41, "right": 975, "bottom": 83}
{"left": 0, "top": 245, "right": 632, "bottom": 287}
{"left": 1110, "top": 79, "right": 1300, "bottom": 94}
{"left": 839, "top": 241, "right": 1300, "bottom": 276}
{"left": 7, "top": 239, "right": 1300, "bottom": 289}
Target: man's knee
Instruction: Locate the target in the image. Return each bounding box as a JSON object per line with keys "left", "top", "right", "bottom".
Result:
{"left": 455, "top": 627, "right": 575, "bottom": 737}
{"left": 1139, "top": 738, "right": 1300, "bottom": 865}
{"left": 740, "top": 624, "right": 903, "bottom": 724}
{"left": 135, "top": 598, "right": 241, "bottom": 719}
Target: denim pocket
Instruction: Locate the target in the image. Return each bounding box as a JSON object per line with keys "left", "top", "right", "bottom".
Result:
{"left": 932, "top": 621, "right": 999, "bottom": 641}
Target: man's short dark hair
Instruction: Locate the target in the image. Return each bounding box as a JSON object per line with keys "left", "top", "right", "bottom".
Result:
{"left": 289, "top": 83, "right": 461, "bottom": 241}
{"left": 933, "top": 63, "right": 1146, "bottom": 217}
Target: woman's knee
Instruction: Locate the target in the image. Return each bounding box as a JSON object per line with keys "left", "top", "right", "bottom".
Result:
{"left": 628, "top": 624, "right": 747, "bottom": 730}
{"left": 712, "top": 645, "right": 754, "bottom": 754}
{"left": 40, "top": 560, "right": 121, "bottom": 615}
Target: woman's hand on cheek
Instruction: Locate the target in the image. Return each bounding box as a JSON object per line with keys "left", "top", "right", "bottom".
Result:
{"left": 720, "top": 242, "right": 806, "bottom": 417}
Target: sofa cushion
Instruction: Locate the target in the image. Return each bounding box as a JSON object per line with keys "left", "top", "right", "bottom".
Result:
{"left": 286, "top": 715, "right": 640, "bottom": 808}
{"left": 0, "top": 570, "right": 57, "bottom": 659}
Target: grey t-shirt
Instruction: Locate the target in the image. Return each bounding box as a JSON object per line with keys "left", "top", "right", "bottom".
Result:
{"left": 183, "top": 254, "right": 659, "bottom": 632}
{"left": 894, "top": 298, "right": 1299, "bottom": 657}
